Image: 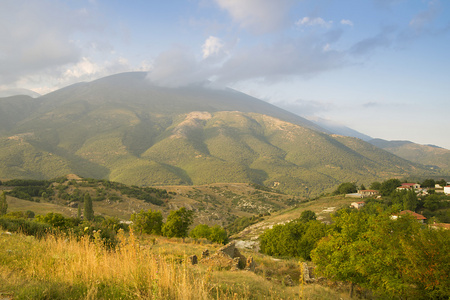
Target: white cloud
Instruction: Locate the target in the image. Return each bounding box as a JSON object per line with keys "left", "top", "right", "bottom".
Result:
{"left": 0, "top": 0, "right": 99, "bottom": 85}
{"left": 146, "top": 47, "right": 214, "bottom": 87}
{"left": 214, "top": 36, "right": 345, "bottom": 85}
{"left": 340, "top": 19, "right": 354, "bottom": 26}
{"left": 214, "top": 0, "right": 295, "bottom": 33}
{"left": 202, "top": 36, "right": 225, "bottom": 59}
{"left": 296, "top": 17, "right": 333, "bottom": 28}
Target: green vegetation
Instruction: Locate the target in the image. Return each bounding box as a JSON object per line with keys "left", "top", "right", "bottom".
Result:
{"left": 83, "top": 192, "right": 94, "bottom": 221}
{"left": 259, "top": 219, "right": 327, "bottom": 260}
{"left": 190, "top": 224, "right": 228, "bottom": 244}
{"left": 333, "top": 182, "right": 357, "bottom": 195}
{"left": 162, "top": 207, "right": 194, "bottom": 239}
{"left": 311, "top": 210, "right": 450, "bottom": 299}
{"left": 0, "top": 192, "right": 7, "bottom": 215}
{"left": 0, "top": 72, "right": 444, "bottom": 197}
{"left": 130, "top": 209, "right": 163, "bottom": 235}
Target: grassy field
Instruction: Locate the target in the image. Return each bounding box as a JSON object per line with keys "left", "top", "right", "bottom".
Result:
{"left": 0, "top": 229, "right": 354, "bottom": 300}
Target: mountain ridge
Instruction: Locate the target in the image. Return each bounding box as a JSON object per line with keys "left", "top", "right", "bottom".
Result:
{"left": 0, "top": 72, "right": 440, "bottom": 196}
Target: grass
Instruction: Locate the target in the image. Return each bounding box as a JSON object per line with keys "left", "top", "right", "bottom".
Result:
{"left": 0, "top": 229, "right": 354, "bottom": 300}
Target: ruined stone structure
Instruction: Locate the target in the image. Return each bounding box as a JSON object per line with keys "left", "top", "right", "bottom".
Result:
{"left": 200, "top": 242, "right": 253, "bottom": 271}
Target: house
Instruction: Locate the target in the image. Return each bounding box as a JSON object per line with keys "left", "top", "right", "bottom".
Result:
{"left": 357, "top": 190, "right": 379, "bottom": 197}
{"left": 444, "top": 186, "right": 450, "bottom": 195}
{"left": 391, "top": 210, "right": 427, "bottom": 223}
{"left": 350, "top": 201, "right": 365, "bottom": 209}
{"left": 345, "top": 193, "right": 363, "bottom": 198}
{"left": 399, "top": 183, "right": 421, "bottom": 189}
{"left": 405, "top": 183, "right": 421, "bottom": 189}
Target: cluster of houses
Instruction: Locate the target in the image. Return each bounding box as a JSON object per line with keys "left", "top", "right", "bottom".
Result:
{"left": 346, "top": 182, "right": 450, "bottom": 200}
{"left": 346, "top": 182, "right": 450, "bottom": 230}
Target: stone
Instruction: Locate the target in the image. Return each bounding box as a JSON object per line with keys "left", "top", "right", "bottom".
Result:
{"left": 245, "top": 256, "right": 256, "bottom": 271}
{"left": 201, "top": 249, "right": 209, "bottom": 258}
{"left": 284, "top": 274, "right": 294, "bottom": 286}
{"left": 189, "top": 254, "right": 198, "bottom": 265}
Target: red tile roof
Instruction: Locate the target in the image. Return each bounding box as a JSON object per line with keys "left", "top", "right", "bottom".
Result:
{"left": 398, "top": 210, "right": 426, "bottom": 220}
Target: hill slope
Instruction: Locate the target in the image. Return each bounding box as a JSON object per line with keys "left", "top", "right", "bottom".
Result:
{"left": 368, "top": 138, "right": 450, "bottom": 173}
{"left": 0, "top": 72, "right": 438, "bottom": 196}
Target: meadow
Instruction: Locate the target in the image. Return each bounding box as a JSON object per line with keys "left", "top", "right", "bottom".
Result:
{"left": 0, "top": 229, "right": 352, "bottom": 300}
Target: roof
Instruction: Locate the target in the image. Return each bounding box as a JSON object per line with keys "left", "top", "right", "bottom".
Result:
{"left": 359, "top": 190, "right": 378, "bottom": 192}
{"left": 398, "top": 210, "right": 426, "bottom": 220}
{"left": 401, "top": 183, "right": 418, "bottom": 186}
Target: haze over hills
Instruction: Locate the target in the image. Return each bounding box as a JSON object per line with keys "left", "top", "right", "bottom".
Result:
{"left": 368, "top": 138, "right": 450, "bottom": 173}
{"left": 0, "top": 72, "right": 440, "bottom": 196}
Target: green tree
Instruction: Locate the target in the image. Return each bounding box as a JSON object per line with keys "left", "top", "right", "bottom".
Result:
{"left": 334, "top": 182, "right": 357, "bottom": 195}
{"left": 437, "top": 179, "right": 447, "bottom": 187}
{"left": 299, "top": 210, "right": 317, "bottom": 223}
{"left": 83, "top": 193, "right": 94, "bottom": 221}
{"left": 259, "top": 219, "right": 327, "bottom": 260}
{"left": 421, "top": 178, "right": 435, "bottom": 188}
{"left": 311, "top": 210, "right": 450, "bottom": 299}
{"left": 130, "top": 209, "right": 163, "bottom": 235}
{"left": 0, "top": 192, "right": 7, "bottom": 216}
{"left": 402, "top": 190, "right": 418, "bottom": 211}
{"left": 369, "top": 181, "right": 381, "bottom": 190}
{"left": 162, "top": 207, "right": 193, "bottom": 240}
{"left": 209, "top": 225, "right": 228, "bottom": 244}
{"left": 380, "top": 178, "right": 401, "bottom": 196}
{"left": 189, "top": 224, "right": 211, "bottom": 239}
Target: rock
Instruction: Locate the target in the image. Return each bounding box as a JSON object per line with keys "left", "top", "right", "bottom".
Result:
{"left": 68, "top": 202, "right": 78, "bottom": 208}
{"left": 201, "top": 249, "right": 209, "bottom": 258}
{"left": 245, "top": 256, "right": 256, "bottom": 271}
{"left": 284, "top": 274, "right": 295, "bottom": 286}
{"left": 200, "top": 241, "right": 249, "bottom": 270}
{"left": 189, "top": 255, "right": 198, "bottom": 265}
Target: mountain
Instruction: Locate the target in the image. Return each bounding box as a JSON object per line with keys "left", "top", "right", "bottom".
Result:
{"left": 0, "top": 88, "right": 41, "bottom": 98}
{"left": 308, "top": 117, "right": 372, "bottom": 141}
{"left": 0, "top": 72, "right": 438, "bottom": 196}
{"left": 368, "top": 138, "right": 450, "bottom": 173}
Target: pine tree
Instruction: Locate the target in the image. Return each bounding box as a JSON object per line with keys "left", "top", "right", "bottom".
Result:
{"left": 83, "top": 193, "right": 94, "bottom": 221}
{"left": 0, "top": 192, "right": 7, "bottom": 216}
{"left": 77, "top": 202, "right": 82, "bottom": 219}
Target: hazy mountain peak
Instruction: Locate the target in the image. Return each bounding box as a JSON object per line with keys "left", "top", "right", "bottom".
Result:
{"left": 0, "top": 88, "right": 41, "bottom": 98}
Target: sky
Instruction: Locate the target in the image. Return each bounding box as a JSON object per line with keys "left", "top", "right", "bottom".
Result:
{"left": 1, "top": 0, "right": 449, "bottom": 149}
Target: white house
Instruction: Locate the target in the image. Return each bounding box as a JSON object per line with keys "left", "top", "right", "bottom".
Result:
{"left": 351, "top": 201, "right": 365, "bottom": 209}
{"left": 444, "top": 186, "right": 450, "bottom": 195}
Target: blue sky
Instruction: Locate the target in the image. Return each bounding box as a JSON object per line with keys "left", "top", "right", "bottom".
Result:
{"left": 1, "top": 0, "right": 449, "bottom": 149}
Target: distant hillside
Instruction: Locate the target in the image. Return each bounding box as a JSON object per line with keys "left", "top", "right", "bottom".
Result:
{"left": 368, "top": 138, "right": 450, "bottom": 173}
{"left": 308, "top": 117, "right": 372, "bottom": 141}
{"left": 0, "top": 88, "right": 41, "bottom": 98}
{"left": 0, "top": 72, "right": 438, "bottom": 196}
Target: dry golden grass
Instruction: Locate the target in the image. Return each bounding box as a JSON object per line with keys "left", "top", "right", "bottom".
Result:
{"left": 0, "top": 229, "right": 354, "bottom": 299}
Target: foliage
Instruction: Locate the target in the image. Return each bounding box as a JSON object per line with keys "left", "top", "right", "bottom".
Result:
{"left": 259, "top": 219, "right": 327, "bottom": 260}
{"left": 225, "top": 214, "right": 265, "bottom": 235}
{"left": 83, "top": 193, "right": 94, "bottom": 221}
{"left": 0, "top": 217, "right": 51, "bottom": 238}
{"left": 333, "top": 182, "right": 357, "bottom": 195}
{"left": 299, "top": 210, "right": 317, "bottom": 223}
{"left": 3, "top": 179, "right": 50, "bottom": 186}
{"left": 311, "top": 210, "right": 450, "bottom": 299}
{"left": 379, "top": 178, "right": 401, "bottom": 196}
{"left": 0, "top": 192, "right": 7, "bottom": 216}
{"left": 421, "top": 178, "right": 435, "bottom": 188}
{"left": 369, "top": 181, "right": 381, "bottom": 190}
{"left": 189, "top": 224, "right": 228, "bottom": 244}
{"left": 130, "top": 209, "right": 163, "bottom": 235}
{"left": 161, "top": 207, "right": 193, "bottom": 239}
